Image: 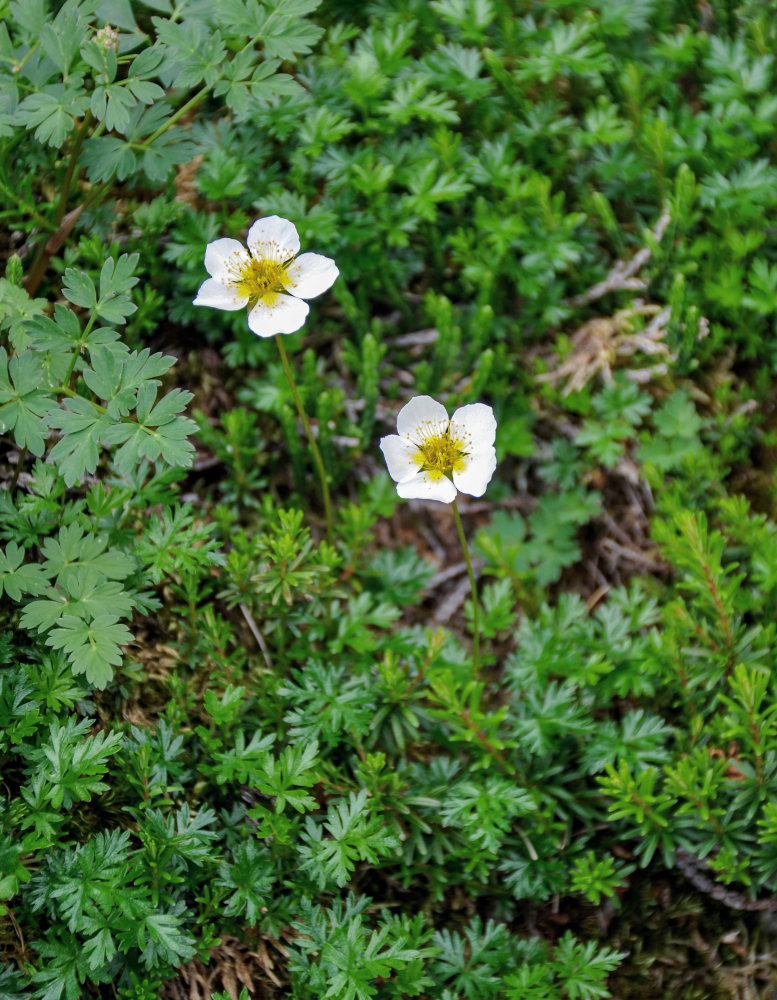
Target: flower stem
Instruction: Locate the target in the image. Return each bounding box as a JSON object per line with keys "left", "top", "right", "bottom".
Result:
{"left": 275, "top": 335, "right": 333, "bottom": 544}
{"left": 452, "top": 498, "right": 480, "bottom": 672}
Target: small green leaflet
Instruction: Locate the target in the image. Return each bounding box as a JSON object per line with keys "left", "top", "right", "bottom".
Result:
{"left": 48, "top": 347, "right": 194, "bottom": 484}
{"left": 23, "top": 570, "right": 134, "bottom": 628}
{"left": 40, "top": 522, "right": 136, "bottom": 589}
{"left": 0, "top": 279, "right": 48, "bottom": 350}
{"left": 142, "top": 137, "right": 200, "bottom": 184}
{"left": 83, "top": 927, "right": 116, "bottom": 970}
{"left": 97, "top": 255, "right": 139, "bottom": 323}
{"left": 255, "top": 740, "right": 320, "bottom": 813}
{"left": 151, "top": 18, "right": 226, "bottom": 89}
{"left": 212, "top": 729, "right": 275, "bottom": 785}
{"left": 141, "top": 912, "right": 197, "bottom": 966}
{"left": 38, "top": 717, "right": 124, "bottom": 808}
{"left": 0, "top": 347, "right": 55, "bottom": 455}
{"left": 204, "top": 684, "right": 246, "bottom": 725}
{"left": 126, "top": 46, "right": 166, "bottom": 103}
{"left": 27, "top": 304, "right": 122, "bottom": 358}
{"left": 102, "top": 388, "right": 197, "bottom": 475}
{"left": 91, "top": 82, "right": 137, "bottom": 135}
{"left": 14, "top": 85, "right": 90, "bottom": 148}
{"left": 80, "top": 136, "right": 137, "bottom": 183}
{"left": 214, "top": 0, "right": 324, "bottom": 60}
{"left": 39, "top": 3, "right": 84, "bottom": 74}
{"left": 19, "top": 592, "right": 70, "bottom": 633}
{"left": 47, "top": 614, "right": 133, "bottom": 688}
{"left": 214, "top": 57, "right": 300, "bottom": 119}
{"left": 81, "top": 103, "right": 196, "bottom": 184}
{"left": 61, "top": 268, "right": 97, "bottom": 310}
{"left": 48, "top": 397, "right": 115, "bottom": 487}
{"left": 0, "top": 541, "right": 50, "bottom": 602}
{"left": 82, "top": 345, "right": 172, "bottom": 417}
{"left": 8, "top": 0, "right": 46, "bottom": 34}
{"left": 299, "top": 790, "right": 400, "bottom": 888}
{"left": 62, "top": 254, "right": 139, "bottom": 324}
{"left": 85, "top": 41, "right": 162, "bottom": 135}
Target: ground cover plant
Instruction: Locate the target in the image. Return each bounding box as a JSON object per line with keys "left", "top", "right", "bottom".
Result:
{"left": 2, "top": 0, "right": 777, "bottom": 997}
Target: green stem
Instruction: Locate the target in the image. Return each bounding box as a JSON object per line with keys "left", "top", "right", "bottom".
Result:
{"left": 77, "top": 179, "right": 111, "bottom": 215}
{"left": 25, "top": 114, "right": 95, "bottom": 296}
{"left": 452, "top": 498, "right": 480, "bottom": 672}
{"left": 137, "top": 33, "right": 259, "bottom": 151}
{"left": 60, "top": 309, "right": 98, "bottom": 389}
{"left": 57, "top": 384, "right": 107, "bottom": 413}
{"left": 55, "top": 113, "right": 93, "bottom": 226}
{"left": 275, "top": 334, "right": 333, "bottom": 544}
{"left": 0, "top": 174, "right": 55, "bottom": 231}
{"left": 136, "top": 86, "right": 210, "bottom": 150}
{"left": 61, "top": 350, "right": 81, "bottom": 390}
{"left": 6, "top": 39, "right": 39, "bottom": 75}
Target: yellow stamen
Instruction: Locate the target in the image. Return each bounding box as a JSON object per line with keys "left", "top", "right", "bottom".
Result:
{"left": 411, "top": 420, "right": 469, "bottom": 481}
{"left": 227, "top": 253, "right": 292, "bottom": 306}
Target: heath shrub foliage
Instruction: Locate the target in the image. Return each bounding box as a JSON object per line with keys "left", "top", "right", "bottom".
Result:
{"left": 2, "top": 1, "right": 777, "bottom": 998}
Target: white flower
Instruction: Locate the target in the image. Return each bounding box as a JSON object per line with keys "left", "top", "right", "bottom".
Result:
{"left": 193, "top": 215, "right": 339, "bottom": 337}
{"left": 380, "top": 395, "right": 497, "bottom": 504}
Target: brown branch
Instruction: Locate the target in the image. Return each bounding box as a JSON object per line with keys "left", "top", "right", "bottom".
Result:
{"left": 566, "top": 210, "right": 672, "bottom": 308}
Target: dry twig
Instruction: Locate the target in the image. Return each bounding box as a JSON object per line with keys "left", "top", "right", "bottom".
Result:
{"left": 541, "top": 210, "right": 708, "bottom": 394}
{"left": 538, "top": 300, "right": 673, "bottom": 394}
{"left": 239, "top": 602, "right": 273, "bottom": 672}
{"left": 566, "top": 210, "right": 672, "bottom": 308}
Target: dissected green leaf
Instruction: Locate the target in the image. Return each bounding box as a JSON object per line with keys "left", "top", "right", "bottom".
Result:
{"left": 62, "top": 269, "right": 98, "bottom": 312}
{"left": 40, "top": 523, "right": 136, "bottom": 588}
{"left": 14, "top": 86, "right": 90, "bottom": 147}
{"left": 48, "top": 398, "right": 114, "bottom": 486}
{"left": 0, "top": 347, "right": 55, "bottom": 455}
{"left": 0, "top": 540, "right": 51, "bottom": 601}
{"left": 46, "top": 614, "right": 133, "bottom": 687}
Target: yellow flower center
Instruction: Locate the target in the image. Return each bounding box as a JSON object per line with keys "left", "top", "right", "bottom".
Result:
{"left": 411, "top": 421, "right": 469, "bottom": 481}
{"left": 229, "top": 255, "right": 292, "bottom": 306}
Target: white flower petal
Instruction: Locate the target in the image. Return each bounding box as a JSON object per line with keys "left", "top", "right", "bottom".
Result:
{"left": 397, "top": 472, "right": 457, "bottom": 504}
{"left": 396, "top": 396, "right": 450, "bottom": 438}
{"left": 247, "top": 216, "right": 300, "bottom": 262}
{"left": 453, "top": 447, "right": 497, "bottom": 497}
{"left": 380, "top": 434, "right": 418, "bottom": 483}
{"left": 204, "top": 239, "right": 250, "bottom": 281}
{"left": 193, "top": 277, "right": 248, "bottom": 311}
{"left": 247, "top": 294, "right": 309, "bottom": 337}
{"left": 286, "top": 253, "right": 339, "bottom": 299}
{"left": 451, "top": 403, "right": 497, "bottom": 448}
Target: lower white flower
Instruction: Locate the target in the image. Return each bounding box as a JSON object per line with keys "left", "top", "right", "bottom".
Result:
{"left": 193, "top": 215, "right": 338, "bottom": 337}
{"left": 380, "top": 395, "right": 497, "bottom": 504}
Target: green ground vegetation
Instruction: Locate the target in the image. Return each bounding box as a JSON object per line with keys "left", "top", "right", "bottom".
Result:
{"left": 2, "top": 0, "right": 777, "bottom": 997}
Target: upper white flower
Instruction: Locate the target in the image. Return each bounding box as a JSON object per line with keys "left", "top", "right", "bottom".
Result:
{"left": 193, "top": 215, "right": 339, "bottom": 337}
{"left": 380, "top": 395, "right": 497, "bottom": 504}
